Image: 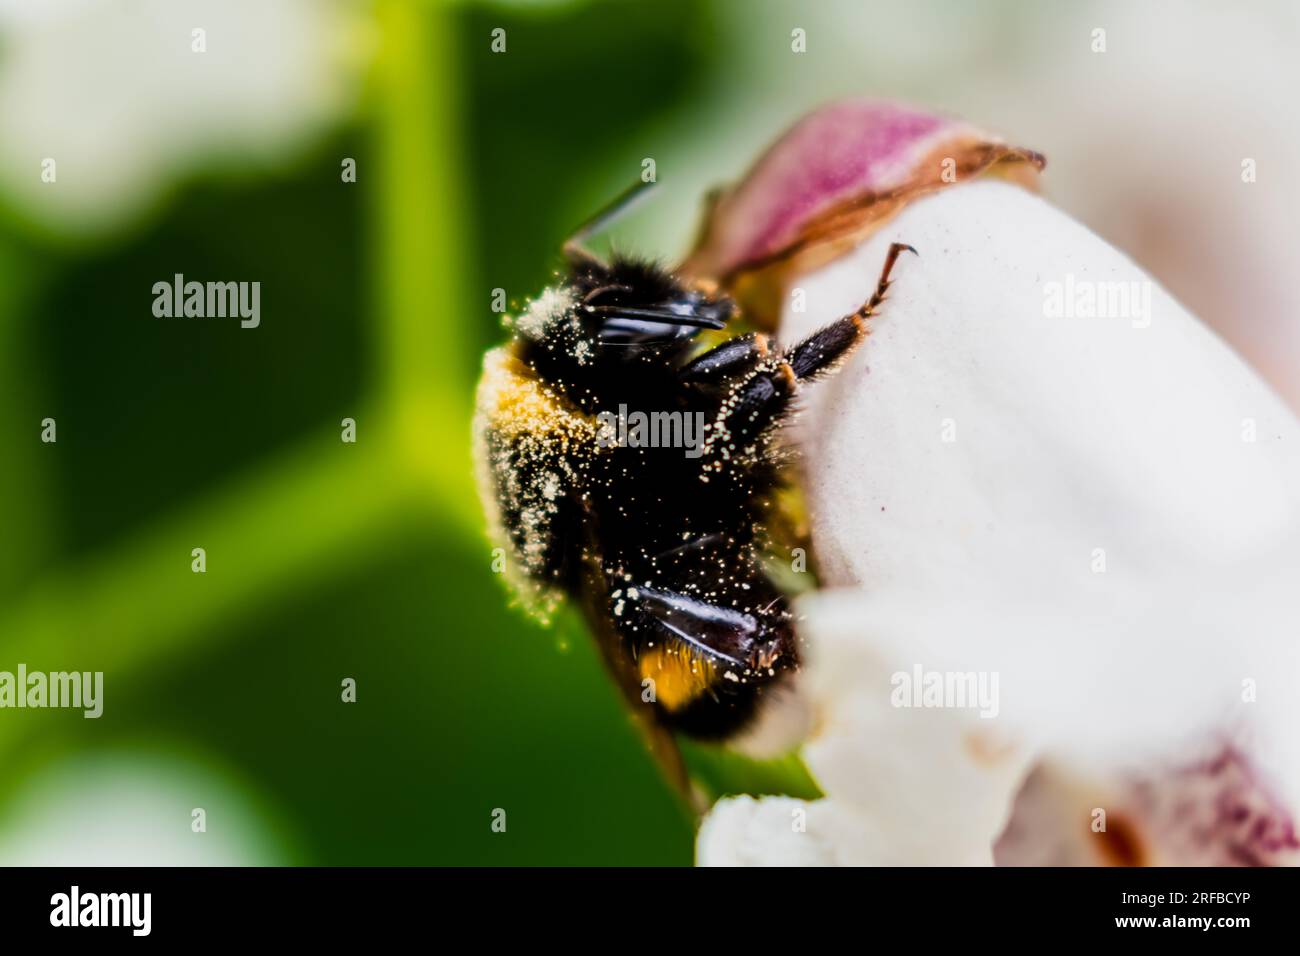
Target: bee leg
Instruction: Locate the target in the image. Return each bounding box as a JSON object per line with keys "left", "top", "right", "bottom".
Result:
{"left": 574, "top": 540, "right": 699, "bottom": 812}
{"left": 678, "top": 331, "right": 772, "bottom": 384}
{"left": 697, "top": 244, "right": 915, "bottom": 452}
{"left": 786, "top": 242, "right": 916, "bottom": 380}
{"left": 679, "top": 335, "right": 797, "bottom": 456}
{"left": 706, "top": 359, "right": 799, "bottom": 452}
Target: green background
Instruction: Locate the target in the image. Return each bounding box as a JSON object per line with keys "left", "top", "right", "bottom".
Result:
{"left": 0, "top": 0, "right": 744, "bottom": 866}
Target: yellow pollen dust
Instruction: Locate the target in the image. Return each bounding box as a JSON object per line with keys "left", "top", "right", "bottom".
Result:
{"left": 640, "top": 646, "right": 716, "bottom": 712}
{"left": 485, "top": 364, "right": 586, "bottom": 444}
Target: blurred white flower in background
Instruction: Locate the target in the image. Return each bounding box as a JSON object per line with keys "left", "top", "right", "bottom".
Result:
{"left": 0, "top": 0, "right": 370, "bottom": 235}
{"left": 0, "top": 750, "right": 294, "bottom": 865}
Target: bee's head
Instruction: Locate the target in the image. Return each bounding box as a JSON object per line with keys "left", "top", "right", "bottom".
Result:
{"left": 511, "top": 256, "right": 733, "bottom": 370}
{"left": 568, "top": 256, "right": 733, "bottom": 346}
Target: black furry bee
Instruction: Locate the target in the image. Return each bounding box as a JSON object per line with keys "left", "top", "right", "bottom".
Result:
{"left": 474, "top": 181, "right": 912, "bottom": 784}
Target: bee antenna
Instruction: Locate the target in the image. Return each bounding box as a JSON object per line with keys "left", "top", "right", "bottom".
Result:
{"left": 563, "top": 179, "right": 659, "bottom": 267}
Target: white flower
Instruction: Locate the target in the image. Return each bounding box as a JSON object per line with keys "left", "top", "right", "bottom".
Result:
{"left": 0, "top": 751, "right": 291, "bottom": 865}
{"left": 0, "top": 0, "right": 368, "bottom": 233}
{"left": 693, "top": 124, "right": 1300, "bottom": 864}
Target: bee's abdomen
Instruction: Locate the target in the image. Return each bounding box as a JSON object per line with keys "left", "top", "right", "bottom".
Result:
{"left": 595, "top": 480, "right": 800, "bottom": 740}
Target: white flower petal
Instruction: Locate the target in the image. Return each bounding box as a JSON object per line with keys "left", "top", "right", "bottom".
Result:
{"left": 780, "top": 177, "right": 1300, "bottom": 752}
{"left": 795, "top": 590, "right": 1033, "bottom": 865}
{"left": 697, "top": 795, "right": 843, "bottom": 867}
{"left": 701, "top": 178, "right": 1300, "bottom": 867}
{"left": 784, "top": 180, "right": 1300, "bottom": 592}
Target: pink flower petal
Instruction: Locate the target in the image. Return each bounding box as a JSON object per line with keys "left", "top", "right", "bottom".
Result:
{"left": 683, "top": 99, "right": 1044, "bottom": 312}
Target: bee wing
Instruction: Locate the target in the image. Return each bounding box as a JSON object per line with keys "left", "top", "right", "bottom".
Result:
{"left": 574, "top": 556, "right": 699, "bottom": 813}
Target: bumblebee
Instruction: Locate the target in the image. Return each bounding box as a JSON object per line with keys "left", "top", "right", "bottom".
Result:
{"left": 474, "top": 181, "right": 912, "bottom": 784}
